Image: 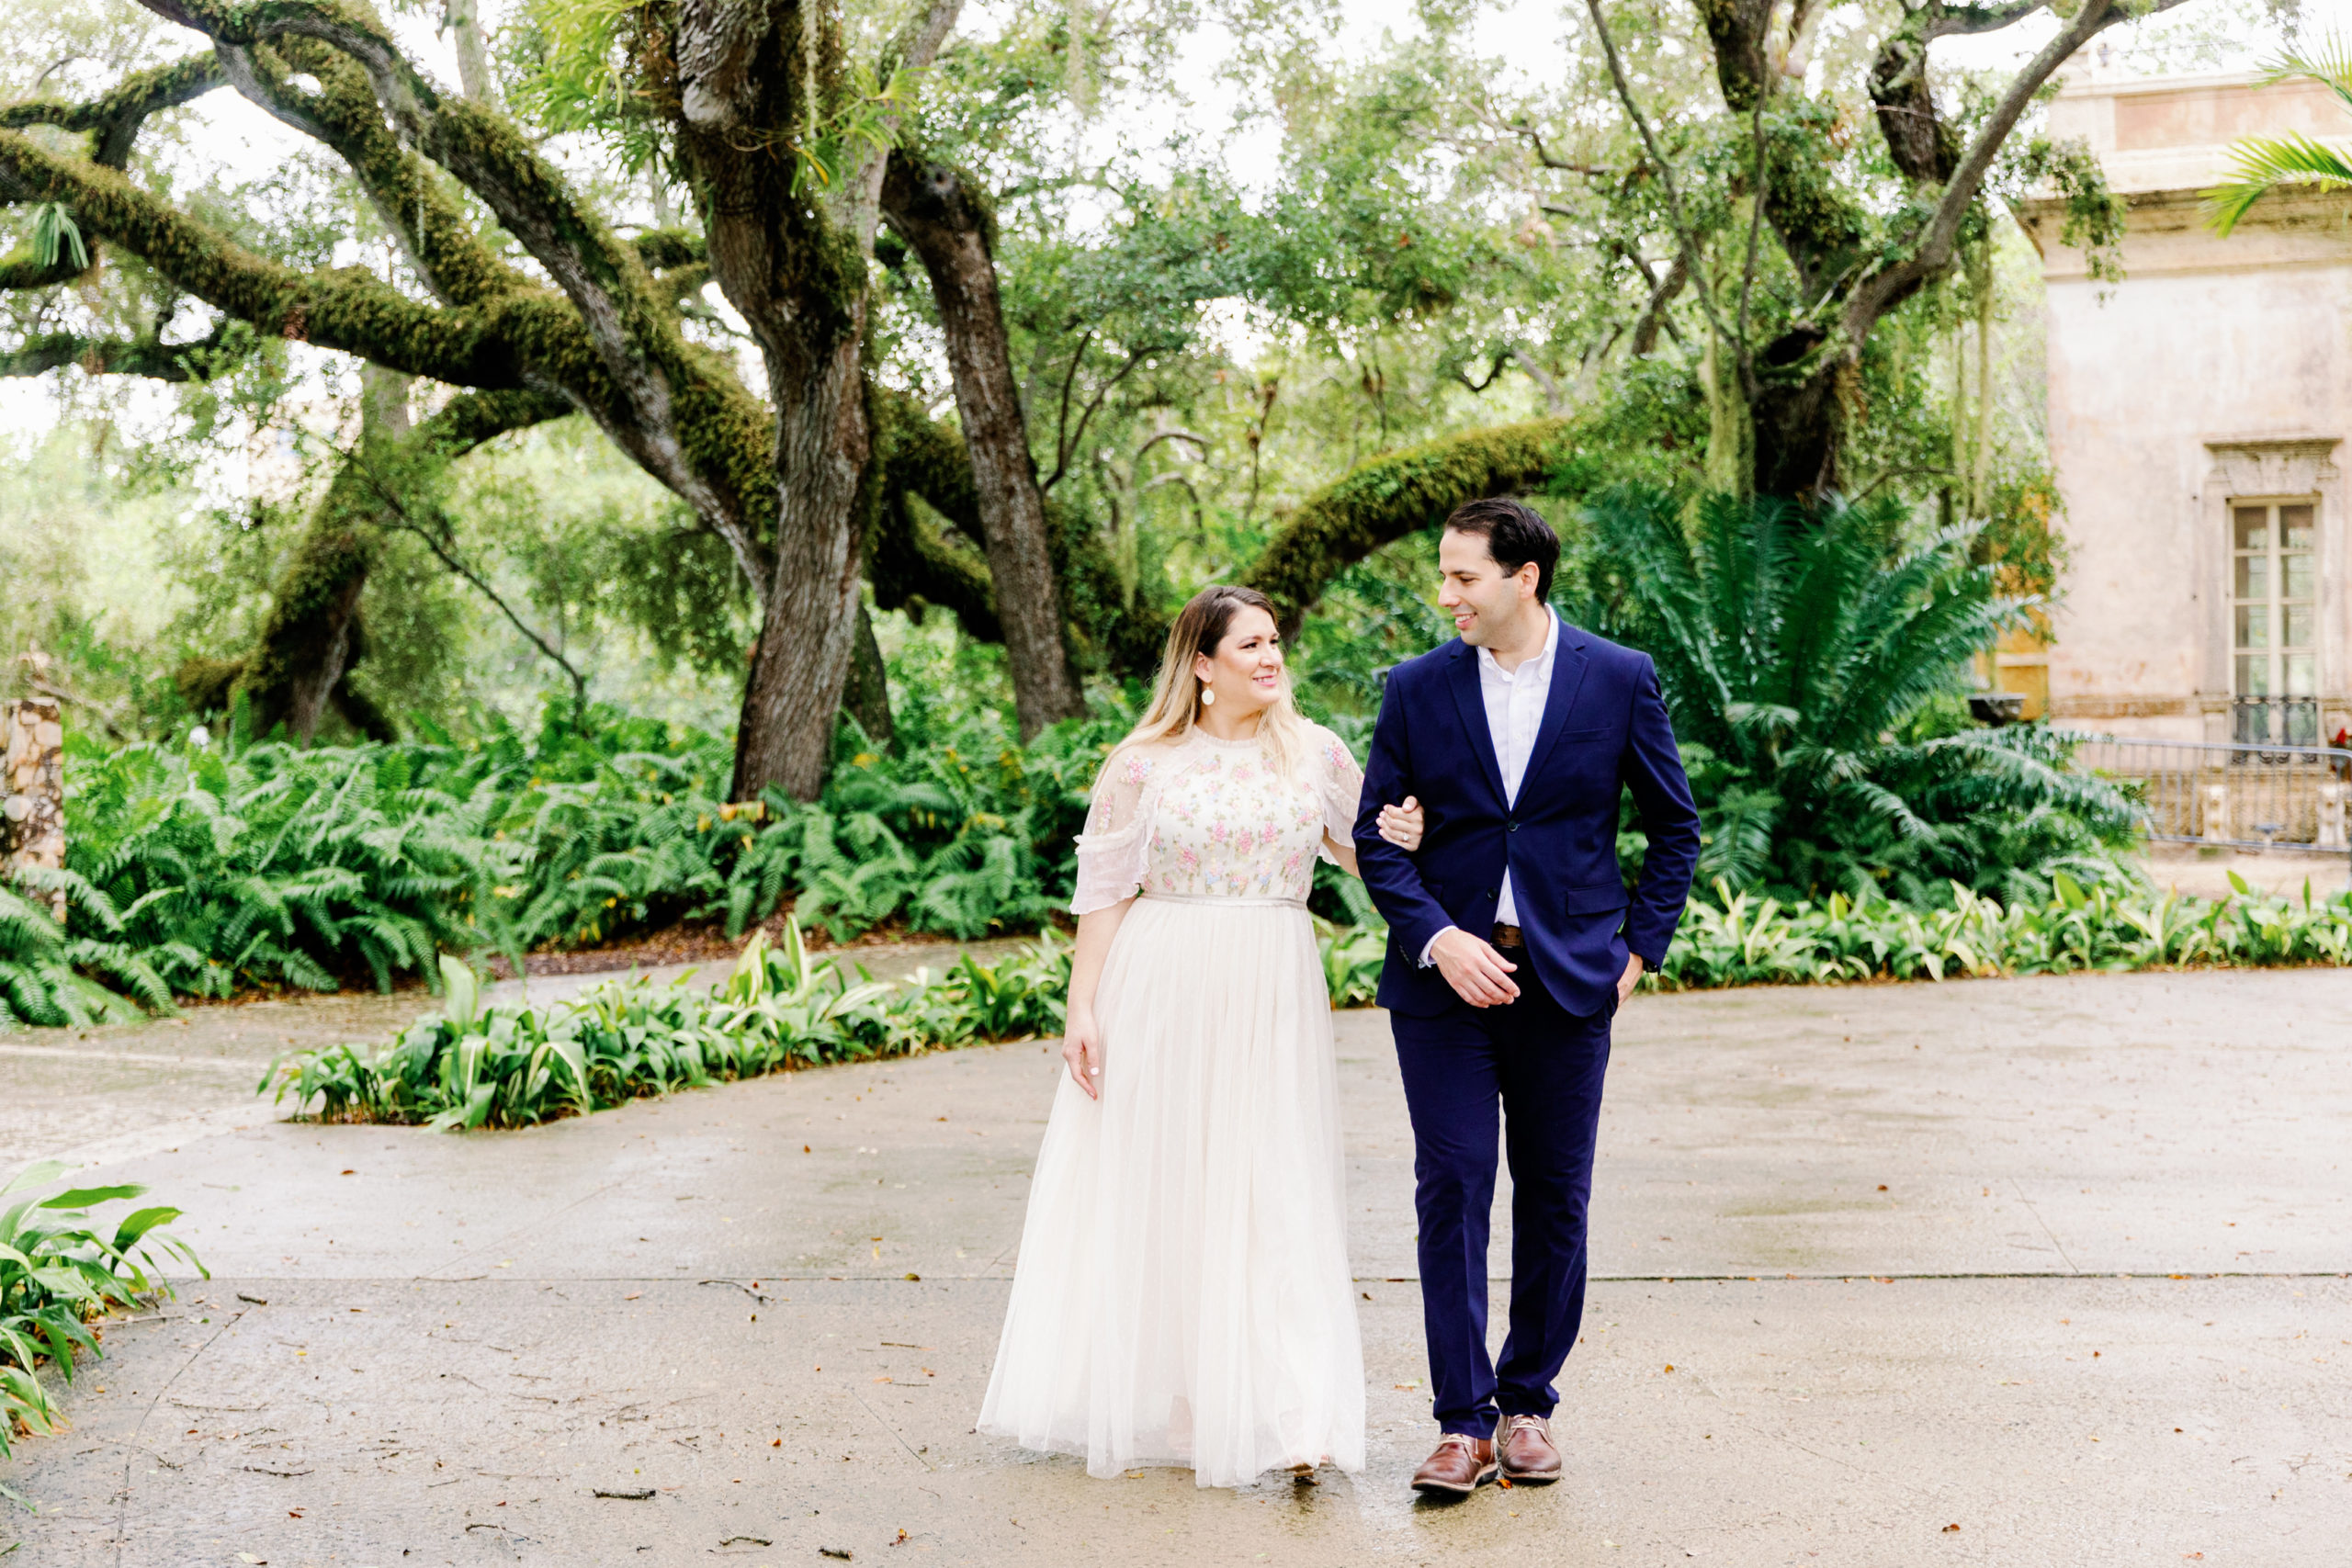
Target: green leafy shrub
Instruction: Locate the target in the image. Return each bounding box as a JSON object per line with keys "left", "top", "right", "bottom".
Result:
{"left": 0, "top": 1162, "right": 207, "bottom": 1458}
{"left": 1656, "top": 872, "right": 2352, "bottom": 987}
{"left": 51, "top": 700, "right": 1131, "bottom": 1010}
{"left": 263, "top": 924, "right": 1076, "bottom": 1130}
{"left": 263, "top": 911, "right": 1403, "bottom": 1131}
{"left": 66, "top": 739, "right": 506, "bottom": 997}
{"left": 0, "top": 875, "right": 170, "bottom": 1028}
{"left": 263, "top": 870, "right": 2352, "bottom": 1135}
{"left": 1575, "top": 486, "right": 2135, "bottom": 905}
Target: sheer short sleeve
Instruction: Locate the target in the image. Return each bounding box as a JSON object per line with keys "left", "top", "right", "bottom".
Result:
{"left": 1070, "top": 745, "right": 1159, "bottom": 914}
{"left": 1309, "top": 726, "right": 1366, "bottom": 866}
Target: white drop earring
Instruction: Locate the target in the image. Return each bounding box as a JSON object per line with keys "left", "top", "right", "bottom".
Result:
{"left": 1198, "top": 681, "right": 1215, "bottom": 707}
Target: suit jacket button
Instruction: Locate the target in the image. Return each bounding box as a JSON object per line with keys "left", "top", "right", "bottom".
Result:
{"left": 1507, "top": 819, "right": 1520, "bottom": 832}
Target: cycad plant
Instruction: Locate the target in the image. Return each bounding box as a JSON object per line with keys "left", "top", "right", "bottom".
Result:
{"left": 2206, "top": 36, "right": 2352, "bottom": 236}
{"left": 1573, "top": 486, "right": 2134, "bottom": 904}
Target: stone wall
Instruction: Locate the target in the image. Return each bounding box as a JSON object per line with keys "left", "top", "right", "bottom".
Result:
{"left": 4, "top": 694, "right": 65, "bottom": 917}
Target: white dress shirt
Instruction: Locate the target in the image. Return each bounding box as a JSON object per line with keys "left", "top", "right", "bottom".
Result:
{"left": 1420, "top": 607, "right": 1559, "bottom": 964}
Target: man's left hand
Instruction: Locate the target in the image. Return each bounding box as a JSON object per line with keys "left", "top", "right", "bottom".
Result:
{"left": 1616, "top": 953, "right": 1645, "bottom": 1008}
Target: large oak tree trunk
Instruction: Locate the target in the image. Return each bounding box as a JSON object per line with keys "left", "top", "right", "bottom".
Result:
{"left": 882, "top": 153, "right": 1085, "bottom": 739}
{"left": 729, "top": 333, "right": 876, "bottom": 800}
{"left": 674, "top": 0, "right": 960, "bottom": 801}
{"left": 280, "top": 363, "right": 407, "bottom": 737}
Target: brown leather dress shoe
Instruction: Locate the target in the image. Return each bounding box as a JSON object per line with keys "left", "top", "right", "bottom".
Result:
{"left": 1410, "top": 1431, "right": 1498, "bottom": 1495}
{"left": 1498, "top": 1414, "right": 1562, "bottom": 1482}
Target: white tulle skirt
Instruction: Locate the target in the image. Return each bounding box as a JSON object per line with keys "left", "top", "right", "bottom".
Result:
{"left": 977, "top": 893, "right": 1366, "bottom": 1487}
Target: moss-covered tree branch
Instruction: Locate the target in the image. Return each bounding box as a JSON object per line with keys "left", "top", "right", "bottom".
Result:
{"left": 0, "top": 321, "right": 243, "bottom": 381}
{"left": 0, "top": 52, "right": 227, "bottom": 168}
{"left": 215, "top": 37, "right": 525, "bottom": 308}
{"left": 0, "top": 53, "right": 231, "bottom": 291}
{"left": 0, "top": 130, "right": 520, "bottom": 386}
{"left": 141, "top": 0, "right": 783, "bottom": 596}
{"left": 1243, "top": 419, "right": 1577, "bottom": 628}
{"left": 876, "top": 393, "right": 1167, "bottom": 676}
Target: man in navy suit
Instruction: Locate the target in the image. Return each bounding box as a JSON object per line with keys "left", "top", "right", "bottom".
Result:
{"left": 1353, "top": 497, "right": 1700, "bottom": 1496}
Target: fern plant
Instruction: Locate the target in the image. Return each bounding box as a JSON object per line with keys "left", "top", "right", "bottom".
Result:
{"left": 0, "top": 874, "right": 169, "bottom": 1028}
{"left": 42, "top": 698, "right": 1126, "bottom": 1012}
{"left": 66, "top": 739, "right": 504, "bottom": 997}
{"left": 1574, "top": 486, "right": 2135, "bottom": 903}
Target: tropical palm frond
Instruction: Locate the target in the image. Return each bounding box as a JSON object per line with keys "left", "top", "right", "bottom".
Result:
{"left": 2207, "top": 36, "right": 2352, "bottom": 235}
{"left": 2206, "top": 130, "right": 2352, "bottom": 234}
{"left": 2258, "top": 34, "right": 2352, "bottom": 110}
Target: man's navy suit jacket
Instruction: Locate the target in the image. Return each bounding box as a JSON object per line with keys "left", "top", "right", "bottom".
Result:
{"left": 1351, "top": 622, "right": 1701, "bottom": 1020}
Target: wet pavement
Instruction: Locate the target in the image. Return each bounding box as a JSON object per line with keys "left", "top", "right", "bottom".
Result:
{"left": 2, "top": 967, "right": 2347, "bottom": 1565}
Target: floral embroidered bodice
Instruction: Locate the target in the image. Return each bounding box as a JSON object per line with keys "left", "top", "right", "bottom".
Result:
{"left": 1069, "top": 724, "right": 1366, "bottom": 914}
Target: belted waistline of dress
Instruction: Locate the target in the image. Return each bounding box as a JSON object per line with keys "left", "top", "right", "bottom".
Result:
{"left": 1137, "top": 890, "right": 1309, "bottom": 909}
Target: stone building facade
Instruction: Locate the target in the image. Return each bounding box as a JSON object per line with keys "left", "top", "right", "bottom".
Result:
{"left": 2020, "top": 68, "right": 2352, "bottom": 748}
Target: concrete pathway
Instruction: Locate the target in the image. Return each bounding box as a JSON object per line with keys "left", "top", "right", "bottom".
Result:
{"left": 2, "top": 969, "right": 2347, "bottom": 1565}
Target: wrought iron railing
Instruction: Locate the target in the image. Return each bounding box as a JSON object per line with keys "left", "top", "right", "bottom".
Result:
{"left": 2058, "top": 732, "right": 2352, "bottom": 869}
{"left": 2229, "top": 695, "right": 2324, "bottom": 748}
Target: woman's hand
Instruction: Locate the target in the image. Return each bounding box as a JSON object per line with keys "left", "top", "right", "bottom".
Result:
{"left": 1376, "top": 795, "right": 1426, "bottom": 852}
{"left": 1063, "top": 1007, "right": 1104, "bottom": 1100}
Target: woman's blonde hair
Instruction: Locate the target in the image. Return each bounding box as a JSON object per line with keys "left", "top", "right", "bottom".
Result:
{"left": 1101, "top": 583, "right": 1311, "bottom": 788}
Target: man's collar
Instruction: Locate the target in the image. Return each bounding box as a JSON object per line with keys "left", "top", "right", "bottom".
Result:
{"left": 1473, "top": 605, "right": 1557, "bottom": 676}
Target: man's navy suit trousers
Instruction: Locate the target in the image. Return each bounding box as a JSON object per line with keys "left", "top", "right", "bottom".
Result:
{"left": 1391, "top": 970, "right": 1611, "bottom": 1437}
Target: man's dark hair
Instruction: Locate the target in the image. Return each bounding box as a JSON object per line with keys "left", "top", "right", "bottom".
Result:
{"left": 1442, "top": 497, "right": 1560, "bottom": 602}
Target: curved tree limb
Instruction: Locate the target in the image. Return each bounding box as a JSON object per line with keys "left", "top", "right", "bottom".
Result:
{"left": 141, "top": 0, "right": 776, "bottom": 595}
{"left": 1849, "top": 0, "right": 2200, "bottom": 329}
{"left": 0, "top": 52, "right": 226, "bottom": 167}
{"left": 0, "top": 52, "right": 230, "bottom": 290}
{"left": 632, "top": 229, "right": 707, "bottom": 272}
{"left": 870, "top": 491, "right": 1002, "bottom": 642}
{"left": 876, "top": 392, "right": 1167, "bottom": 674}
{"left": 1926, "top": 1, "right": 2053, "bottom": 41}
{"left": 0, "top": 320, "right": 243, "bottom": 380}
{"left": 1244, "top": 418, "right": 1577, "bottom": 631}
{"left": 213, "top": 36, "right": 525, "bottom": 308}
{"left": 0, "top": 130, "right": 520, "bottom": 385}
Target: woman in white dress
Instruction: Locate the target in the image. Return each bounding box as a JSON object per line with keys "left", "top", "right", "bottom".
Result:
{"left": 978, "top": 584, "right": 1423, "bottom": 1487}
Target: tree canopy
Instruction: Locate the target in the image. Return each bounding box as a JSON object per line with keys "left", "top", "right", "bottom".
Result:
{"left": 3, "top": 0, "right": 2252, "bottom": 785}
